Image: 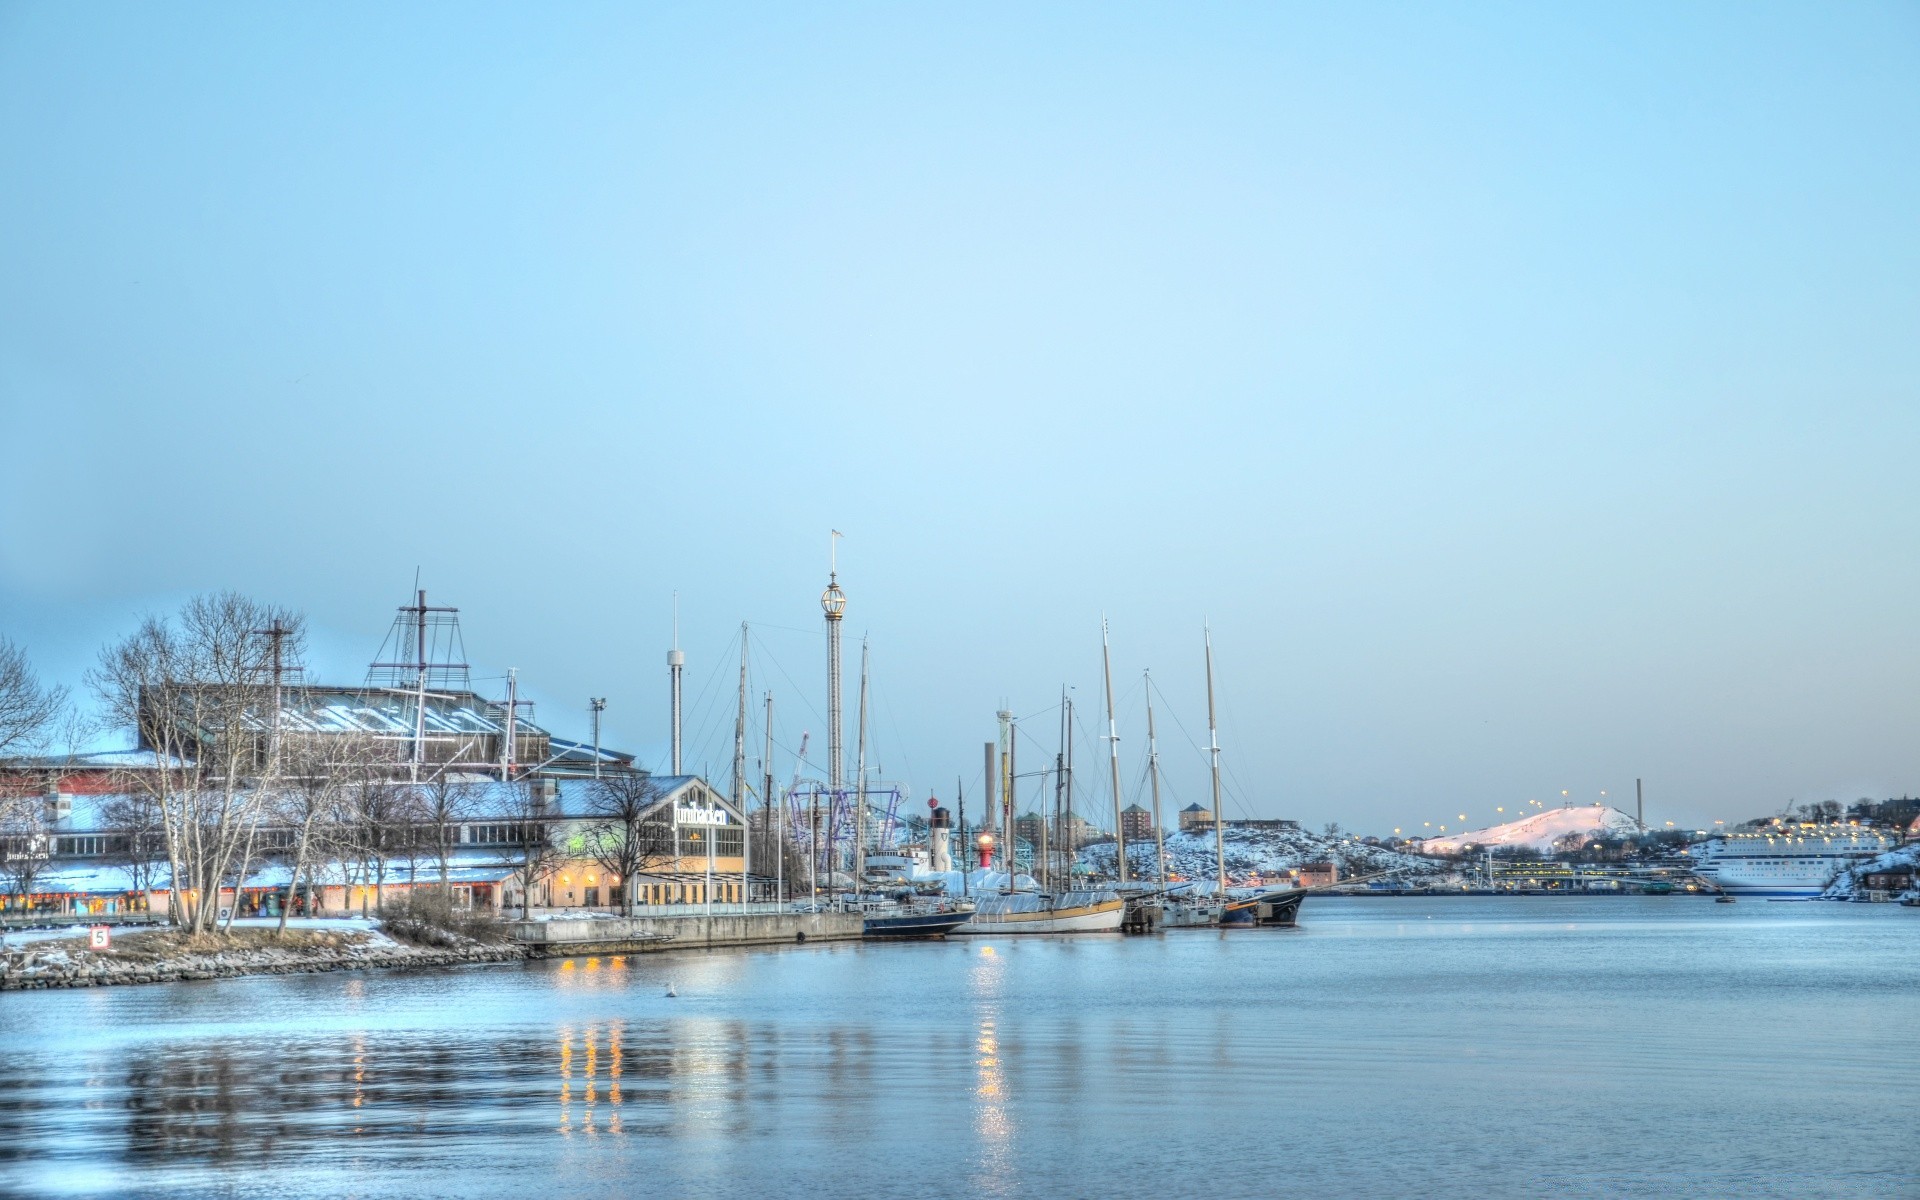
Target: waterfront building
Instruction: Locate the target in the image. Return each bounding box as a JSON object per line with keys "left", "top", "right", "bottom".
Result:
{"left": 0, "top": 772, "right": 758, "bottom": 922}
{"left": 1120, "top": 803, "right": 1155, "bottom": 843}
{"left": 1299, "top": 862, "right": 1339, "bottom": 888}
{"left": 1178, "top": 803, "right": 1213, "bottom": 832}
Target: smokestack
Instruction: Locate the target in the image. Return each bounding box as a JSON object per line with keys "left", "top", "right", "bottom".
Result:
{"left": 1636, "top": 778, "right": 1644, "bottom": 831}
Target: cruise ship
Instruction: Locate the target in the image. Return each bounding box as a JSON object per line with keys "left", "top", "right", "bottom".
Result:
{"left": 1689, "top": 825, "right": 1896, "bottom": 897}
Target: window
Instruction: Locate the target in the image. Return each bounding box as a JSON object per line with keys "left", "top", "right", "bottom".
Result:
{"left": 468, "top": 823, "right": 533, "bottom": 846}
{"left": 54, "top": 835, "right": 118, "bottom": 857}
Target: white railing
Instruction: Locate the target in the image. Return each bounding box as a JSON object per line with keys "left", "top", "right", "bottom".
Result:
{"left": 621, "top": 901, "right": 796, "bottom": 918}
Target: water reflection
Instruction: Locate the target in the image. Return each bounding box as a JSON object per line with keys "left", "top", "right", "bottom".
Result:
{"left": 0, "top": 901, "right": 1913, "bottom": 1199}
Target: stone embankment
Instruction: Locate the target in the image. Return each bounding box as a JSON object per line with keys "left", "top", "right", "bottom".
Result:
{"left": 1, "top": 937, "right": 525, "bottom": 991}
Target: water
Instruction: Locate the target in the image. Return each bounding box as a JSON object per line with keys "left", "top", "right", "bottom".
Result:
{"left": 1, "top": 897, "right": 1914, "bottom": 1199}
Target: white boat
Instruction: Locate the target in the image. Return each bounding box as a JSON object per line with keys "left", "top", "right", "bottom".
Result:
{"left": 1689, "top": 826, "right": 1896, "bottom": 897}
{"left": 956, "top": 889, "right": 1125, "bottom": 934}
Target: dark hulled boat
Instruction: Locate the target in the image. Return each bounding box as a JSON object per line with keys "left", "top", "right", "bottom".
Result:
{"left": 864, "top": 906, "right": 973, "bottom": 939}
{"left": 1220, "top": 888, "right": 1306, "bottom": 928}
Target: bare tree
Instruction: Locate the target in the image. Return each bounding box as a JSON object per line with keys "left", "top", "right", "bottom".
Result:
{"left": 581, "top": 772, "right": 668, "bottom": 916}
{"left": 504, "top": 783, "right": 559, "bottom": 920}
{"left": 417, "top": 774, "right": 476, "bottom": 900}
{"left": 0, "top": 637, "right": 68, "bottom": 761}
{"left": 98, "top": 790, "right": 167, "bottom": 899}
{"left": 88, "top": 593, "right": 304, "bottom": 935}
{"left": 343, "top": 770, "right": 416, "bottom": 917}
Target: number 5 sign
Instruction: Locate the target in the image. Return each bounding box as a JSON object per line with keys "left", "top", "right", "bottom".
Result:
{"left": 88, "top": 926, "right": 111, "bottom": 951}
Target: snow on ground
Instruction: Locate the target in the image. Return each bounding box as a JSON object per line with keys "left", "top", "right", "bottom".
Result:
{"left": 1079, "top": 826, "right": 1443, "bottom": 883}
{"left": 1822, "top": 842, "right": 1920, "bottom": 899}
{"left": 3, "top": 916, "right": 396, "bottom": 948}
{"left": 1415, "top": 805, "right": 1641, "bottom": 854}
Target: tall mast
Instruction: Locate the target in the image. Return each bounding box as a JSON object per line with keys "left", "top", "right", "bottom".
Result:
{"left": 733, "top": 624, "right": 750, "bottom": 892}
{"left": 823, "top": 532, "right": 847, "bottom": 796}
{"left": 853, "top": 637, "right": 870, "bottom": 900}
{"left": 1102, "top": 619, "right": 1128, "bottom": 884}
{"left": 996, "top": 708, "right": 1014, "bottom": 879}
{"left": 413, "top": 590, "right": 428, "bottom": 782}
{"left": 1204, "top": 624, "right": 1226, "bottom": 897}
{"left": 1145, "top": 670, "right": 1166, "bottom": 886}
{"left": 502, "top": 667, "right": 519, "bottom": 781}
{"left": 668, "top": 594, "right": 684, "bottom": 774}
{"left": 1054, "top": 686, "right": 1068, "bottom": 893}
{"left": 1063, "top": 691, "right": 1075, "bottom": 887}
{"left": 1005, "top": 713, "right": 1017, "bottom": 883}
{"left": 732, "top": 624, "right": 749, "bottom": 810}
{"left": 983, "top": 738, "right": 998, "bottom": 887}
{"left": 956, "top": 778, "right": 968, "bottom": 897}
{"left": 764, "top": 691, "right": 777, "bottom": 903}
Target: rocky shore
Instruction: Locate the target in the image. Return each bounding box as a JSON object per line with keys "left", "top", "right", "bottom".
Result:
{"left": 1, "top": 928, "right": 527, "bottom": 991}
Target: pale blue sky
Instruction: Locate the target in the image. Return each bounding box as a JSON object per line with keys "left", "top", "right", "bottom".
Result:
{"left": 2, "top": 2, "right": 1917, "bottom": 833}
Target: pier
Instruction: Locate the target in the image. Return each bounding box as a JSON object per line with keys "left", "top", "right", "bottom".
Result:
{"left": 508, "top": 907, "right": 864, "bottom": 957}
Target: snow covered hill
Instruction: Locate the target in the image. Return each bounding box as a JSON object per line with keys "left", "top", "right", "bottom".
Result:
{"left": 1078, "top": 826, "right": 1443, "bottom": 885}
{"left": 1416, "top": 805, "right": 1642, "bottom": 855}
{"left": 1821, "top": 843, "right": 1919, "bottom": 900}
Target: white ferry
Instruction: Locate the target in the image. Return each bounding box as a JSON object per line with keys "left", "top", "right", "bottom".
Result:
{"left": 1689, "top": 825, "right": 1896, "bottom": 897}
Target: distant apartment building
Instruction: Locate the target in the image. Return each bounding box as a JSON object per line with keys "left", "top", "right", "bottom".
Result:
{"left": 1298, "top": 862, "right": 1339, "bottom": 888}
{"left": 1178, "top": 803, "right": 1213, "bottom": 832}
{"left": 1120, "top": 804, "right": 1155, "bottom": 842}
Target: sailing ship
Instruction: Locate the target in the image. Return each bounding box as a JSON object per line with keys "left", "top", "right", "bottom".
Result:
{"left": 956, "top": 889, "right": 1125, "bottom": 934}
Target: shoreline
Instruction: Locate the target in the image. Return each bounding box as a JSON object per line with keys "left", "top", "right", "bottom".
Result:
{"left": 1, "top": 934, "right": 528, "bottom": 992}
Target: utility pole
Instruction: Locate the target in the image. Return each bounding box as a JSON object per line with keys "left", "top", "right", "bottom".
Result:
{"left": 1102, "top": 618, "right": 1128, "bottom": 884}
{"left": 589, "top": 697, "right": 606, "bottom": 779}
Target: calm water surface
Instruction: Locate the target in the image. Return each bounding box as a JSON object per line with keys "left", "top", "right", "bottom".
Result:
{"left": 1, "top": 897, "right": 1914, "bottom": 1198}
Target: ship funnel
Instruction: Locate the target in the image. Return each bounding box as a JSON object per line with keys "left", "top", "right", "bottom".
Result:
{"left": 929, "top": 805, "right": 952, "bottom": 873}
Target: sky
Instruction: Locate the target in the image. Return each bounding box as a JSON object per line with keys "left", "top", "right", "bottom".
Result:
{"left": 2, "top": 2, "right": 1917, "bottom": 836}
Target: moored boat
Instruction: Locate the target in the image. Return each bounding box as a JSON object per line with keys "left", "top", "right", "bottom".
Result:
{"left": 1220, "top": 887, "right": 1306, "bottom": 928}
{"left": 956, "top": 889, "right": 1125, "bottom": 934}
{"left": 862, "top": 898, "right": 974, "bottom": 939}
